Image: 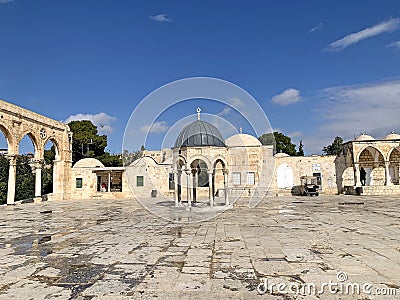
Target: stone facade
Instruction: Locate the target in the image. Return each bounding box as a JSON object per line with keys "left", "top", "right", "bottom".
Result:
{"left": 3, "top": 99, "right": 400, "bottom": 203}
{"left": 71, "top": 158, "right": 131, "bottom": 200}
{"left": 339, "top": 133, "right": 400, "bottom": 195}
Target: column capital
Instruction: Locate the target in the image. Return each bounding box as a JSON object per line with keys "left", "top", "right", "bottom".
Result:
{"left": 32, "top": 159, "right": 44, "bottom": 168}
{"left": 5, "top": 154, "right": 17, "bottom": 165}
{"left": 184, "top": 168, "right": 191, "bottom": 176}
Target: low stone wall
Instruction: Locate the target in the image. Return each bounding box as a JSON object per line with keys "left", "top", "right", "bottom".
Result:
{"left": 361, "top": 185, "right": 400, "bottom": 195}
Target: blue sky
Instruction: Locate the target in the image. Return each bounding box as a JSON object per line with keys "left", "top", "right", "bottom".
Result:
{"left": 1, "top": 0, "right": 400, "bottom": 154}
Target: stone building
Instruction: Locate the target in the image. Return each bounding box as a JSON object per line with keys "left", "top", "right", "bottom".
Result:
{"left": 126, "top": 110, "right": 340, "bottom": 207}
{"left": 339, "top": 133, "right": 400, "bottom": 195}
{"left": 2, "top": 99, "right": 400, "bottom": 205}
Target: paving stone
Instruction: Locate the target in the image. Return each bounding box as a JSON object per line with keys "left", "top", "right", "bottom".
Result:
{"left": 0, "top": 195, "right": 398, "bottom": 299}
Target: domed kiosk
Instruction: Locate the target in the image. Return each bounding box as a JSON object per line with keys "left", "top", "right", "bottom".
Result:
{"left": 172, "top": 108, "right": 229, "bottom": 208}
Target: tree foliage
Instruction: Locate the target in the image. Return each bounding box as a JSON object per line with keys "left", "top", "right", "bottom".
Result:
{"left": 68, "top": 120, "right": 122, "bottom": 167}
{"left": 323, "top": 136, "right": 344, "bottom": 156}
{"left": 297, "top": 140, "right": 304, "bottom": 156}
{"left": 15, "top": 155, "right": 35, "bottom": 201}
{"left": 98, "top": 152, "right": 123, "bottom": 167}
{"left": 68, "top": 120, "right": 107, "bottom": 164}
{"left": 258, "top": 131, "right": 298, "bottom": 156}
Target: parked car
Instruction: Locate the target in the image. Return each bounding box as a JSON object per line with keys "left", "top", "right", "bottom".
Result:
{"left": 300, "top": 176, "right": 319, "bottom": 196}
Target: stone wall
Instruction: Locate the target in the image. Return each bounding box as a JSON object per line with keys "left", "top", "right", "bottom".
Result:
{"left": 273, "top": 155, "right": 339, "bottom": 195}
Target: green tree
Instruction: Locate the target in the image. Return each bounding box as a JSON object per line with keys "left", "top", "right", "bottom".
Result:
{"left": 68, "top": 120, "right": 108, "bottom": 165}
{"left": 258, "top": 131, "right": 297, "bottom": 156}
{"left": 15, "top": 155, "right": 35, "bottom": 201}
{"left": 297, "top": 140, "right": 304, "bottom": 156}
{"left": 323, "top": 136, "right": 344, "bottom": 156}
{"left": 98, "top": 152, "right": 122, "bottom": 167}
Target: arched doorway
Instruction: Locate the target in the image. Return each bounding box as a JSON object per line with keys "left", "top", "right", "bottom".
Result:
{"left": 175, "top": 158, "right": 185, "bottom": 204}
{"left": 213, "top": 158, "right": 229, "bottom": 205}
{"left": 0, "top": 126, "right": 10, "bottom": 205}
{"left": 16, "top": 133, "right": 38, "bottom": 201}
{"left": 358, "top": 147, "right": 385, "bottom": 186}
{"left": 190, "top": 159, "right": 210, "bottom": 203}
{"left": 42, "top": 138, "right": 61, "bottom": 196}
{"left": 276, "top": 163, "right": 294, "bottom": 189}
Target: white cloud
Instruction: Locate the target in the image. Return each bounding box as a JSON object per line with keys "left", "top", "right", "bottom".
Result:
{"left": 271, "top": 88, "right": 301, "bottom": 105}
{"left": 229, "top": 97, "right": 244, "bottom": 108}
{"left": 288, "top": 131, "right": 303, "bottom": 138}
{"left": 0, "top": 0, "right": 13, "bottom": 3}
{"left": 217, "top": 97, "right": 245, "bottom": 116}
{"left": 325, "top": 18, "right": 400, "bottom": 51}
{"left": 301, "top": 79, "right": 400, "bottom": 154}
{"left": 149, "top": 14, "right": 171, "bottom": 23}
{"left": 387, "top": 40, "right": 400, "bottom": 50}
{"left": 218, "top": 107, "right": 232, "bottom": 116}
{"left": 320, "top": 79, "right": 400, "bottom": 136}
{"left": 64, "top": 113, "right": 116, "bottom": 134}
{"left": 140, "top": 121, "right": 169, "bottom": 134}
{"left": 309, "top": 23, "right": 323, "bottom": 33}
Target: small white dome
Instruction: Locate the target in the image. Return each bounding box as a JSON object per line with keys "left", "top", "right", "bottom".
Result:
{"left": 384, "top": 132, "right": 400, "bottom": 140}
{"left": 355, "top": 134, "right": 375, "bottom": 141}
{"left": 225, "top": 134, "right": 262, "bottom": 147}
{"left": 73, "top": 158, "right": 104, "bottom": 168}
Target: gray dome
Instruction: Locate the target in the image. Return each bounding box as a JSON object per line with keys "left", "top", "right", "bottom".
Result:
{"left": 174, "top": 120, "right": 226, "bottom": 148}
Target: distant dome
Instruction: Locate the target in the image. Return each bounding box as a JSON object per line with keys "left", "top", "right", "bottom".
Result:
{"left": 274, "top": 153, "right": 290, "bottom": 157}
{"left": 355, "top": 134, "right": 375, "bottom": 141}
{"left": 384, "top": 132, "right": 400, "bottom": 140}
{"left": 73, "top": 158, "right": 104, "bottom": 168}
{"left": 174, "top": 120, "right": 225, "bottom": 148}
{"left": 226, "top": 134, "right": 262, "bottom": 147}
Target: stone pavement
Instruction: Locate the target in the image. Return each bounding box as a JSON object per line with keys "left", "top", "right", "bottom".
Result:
{"left": 0, "top": 195, "right": 399, "bottom": 299}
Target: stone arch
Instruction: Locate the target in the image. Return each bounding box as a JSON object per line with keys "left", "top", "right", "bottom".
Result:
{"left": 0, "top": 100, "right": 72, "bottom": 203}
{"left": 17, "top": 131, "right": 40, "bottom": 158}
{"left": 43, "top": 136, "right": 61, "bottom": 160}
{"left": 341, "top": 167, "right": 355, "bottom": 187}
{"left": 358, "top": 146, "right": 385, "bottom": 186}
{"left": 0, "top": 123, "right": 13, "bottom": 151}
{"left": 387, "top": 146, "right": 400, "bottom": 162}
{"left": 212, "top": 158, "right": 226, "bottom": 199}
{"left": 356, "top": 145, "right": 385, "bottom": 164}
{"left": 187, "top": 155, "right": 212, "bottom": 171}
{"left": 388, "top": 147, "right": 400, "bottom": 185}
{"left": 276, "top": 163, "right": 294, "bottom": 189}
{"left": 212, "top": 155, "right": 228, "bottom": 169}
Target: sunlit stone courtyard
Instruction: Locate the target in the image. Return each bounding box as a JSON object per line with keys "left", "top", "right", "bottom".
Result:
{"left": 0, "top": 195, "right": 399, "bottom": 299}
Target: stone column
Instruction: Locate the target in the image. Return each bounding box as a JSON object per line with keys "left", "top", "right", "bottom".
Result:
{"left": 354, "top": 163, "right": 361, "bottom": 187}
{"left": 174, "top": 171, "right": 179, "bottom": 206}
{"left": 193, "top": 170, "right": 198, "bottom": 203}
{"left": 108, "top": 172, "right": 111, "bottom": 192}
{"left": 6, "top": 155, "right": 17, "bottom": 205}
{"left": 34, "top": 160, "right": 43, "bottom": 198}
{"left": 185, "top": 169, "right": 191, "bottom": 207}
{"left": 223, "top": 169, "right": 229, "bottom": 206}
{"left": 385, "top": 161, "right": 392, "bottom": 186}
{"left": 208, "top": 171, "right": 213, "bottom": 207}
